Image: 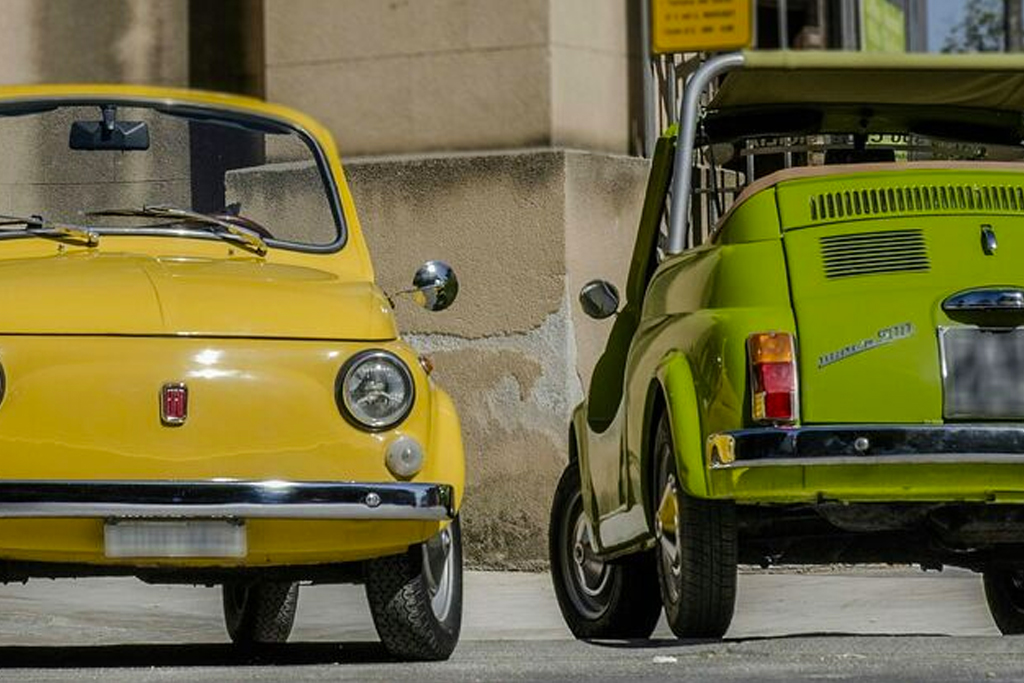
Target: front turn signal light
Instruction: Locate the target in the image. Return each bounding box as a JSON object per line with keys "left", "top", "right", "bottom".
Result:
{"left": 747, "top": 332, "right": 798, "bottom": 424}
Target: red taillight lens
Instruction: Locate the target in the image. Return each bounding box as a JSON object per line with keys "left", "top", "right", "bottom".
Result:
{"left": 748, "top": 333, "right": 798, "bottom": 423}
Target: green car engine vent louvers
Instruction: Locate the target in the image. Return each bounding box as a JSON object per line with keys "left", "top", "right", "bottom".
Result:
{"left": 809, "top": 184, "right": 1024, "bottom": 224}
{"left": 819, "top": 229, "right": 929, "bottom": 279}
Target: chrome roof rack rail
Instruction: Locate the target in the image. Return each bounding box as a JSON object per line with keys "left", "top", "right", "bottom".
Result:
{"left": 666, "top": 52, "right": 745, "bottom": 255}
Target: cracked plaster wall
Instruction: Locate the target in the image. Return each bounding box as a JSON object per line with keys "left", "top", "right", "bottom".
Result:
{"left": 346, "top": 149, "right": 648, "bottom": 567}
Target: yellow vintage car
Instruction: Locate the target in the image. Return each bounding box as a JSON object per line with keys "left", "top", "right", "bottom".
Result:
{"left": 0, "top": 85, "right": 464, "bottom": 661}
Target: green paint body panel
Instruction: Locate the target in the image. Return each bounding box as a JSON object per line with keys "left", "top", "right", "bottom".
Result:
{"left": 573, "top": 136, "right": 1024, "bottom": 556}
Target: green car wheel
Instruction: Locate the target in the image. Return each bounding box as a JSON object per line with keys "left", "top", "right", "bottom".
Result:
{"left": 653, "top": 413, "right": 737, "bottom": 639}
{"left": 549, "top": 463, "right": 662, "bottom": 639}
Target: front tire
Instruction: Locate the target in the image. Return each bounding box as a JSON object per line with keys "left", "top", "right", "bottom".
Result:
{"left": 549, "top": 462, "right": 662, "bottom": 639}
{"left": 653, "top": 413, "right": 737, "bottom": 639}
{"left": 222, "top": 581, "right": 299, "bottom": 645}
{"left": 983, "top": 568, "right": 1024, "bottom": 634}
{"left": 364, "top": 518, "right": 463, "bottom": 661}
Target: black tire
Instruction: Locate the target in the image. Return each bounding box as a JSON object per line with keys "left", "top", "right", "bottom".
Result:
{"left": 364, "top": 518, "right": 463, "bottom": 661}
{"left": 653, "top": 413, "right": 737, "bottom": 639}
{"left": 983, "top": 568, "right": 1024, "bottom": 634}
{"left": 549, "top": 462, "right": 663, "bottom": 639}
{"left": 222, "top": 580, "right": 299, "bottom": 645}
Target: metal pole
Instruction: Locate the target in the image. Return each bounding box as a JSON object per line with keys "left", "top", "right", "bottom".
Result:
{"left": 778, "top": 0, "right": 789, "bottom": 48}
{"left": 640, "top": 0, "right": 656, "bottom": 157}
{"left": 1006, "top": 0, "right": 1023, "bottom": 52}
{"left": 666, "top": 52, "right": 746, "bottom": 255}
{"left": 842, "top": 0, "right": 859, "bottom": 50}
{"left": 666, "top": 56, "right": 677, "bottom": 126}
{"left": 751, "top": 0, "right": 759, "bottom": 48}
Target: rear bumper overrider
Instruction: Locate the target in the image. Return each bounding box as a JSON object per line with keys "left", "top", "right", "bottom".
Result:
{"left": 0, "top": 480, "right": 455, "bottom": 520}
{"left": 709, "top": 425, "right": 1024, "bottom": 469}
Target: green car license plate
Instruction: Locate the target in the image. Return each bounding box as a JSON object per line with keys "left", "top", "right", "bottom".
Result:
{"left": 941, "top": 327, "right": 1024, "bottom": 419}
{"left": 104, "top": 519, "right": 246, "bottom": 558}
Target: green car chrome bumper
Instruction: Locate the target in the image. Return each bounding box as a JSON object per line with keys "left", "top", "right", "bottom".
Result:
{"left": 705, "top": 425, "right": 1024, "bottom": 504}
{"left": 709, "top": 425, "right": 1024, "bottom": 468}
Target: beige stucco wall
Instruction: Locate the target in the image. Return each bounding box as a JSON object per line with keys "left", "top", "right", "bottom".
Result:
{"left": 0, "top": 0, "right": 188, "bottom": 86}
{"left": 264, "top": 0, "right": 633, "bottom": 157}
{"left": 550, "top": 0, "right": 635, "bottom": 158}
{"left": 345, "top": 149, "right": 648, "bottom": 566}
{"left": 0, "top": 1, "right": 189, "bottom": 225}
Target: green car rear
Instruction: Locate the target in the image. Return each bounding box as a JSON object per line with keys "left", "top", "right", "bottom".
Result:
{"left": 710, "top": 165, "right": 1024, "bottom": 503}
{"left": 550, "top": 51, "right": 1024, "bottom": 642}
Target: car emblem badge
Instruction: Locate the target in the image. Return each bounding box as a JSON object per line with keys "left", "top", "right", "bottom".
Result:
{"left": 981, "top": 224, "right": 998, "bottom": 256}
{"left": 160, "top": 383, "right": 188, "bottom": 426}
{"left": 818, "top": 322, "right": 915, "bottom": 369}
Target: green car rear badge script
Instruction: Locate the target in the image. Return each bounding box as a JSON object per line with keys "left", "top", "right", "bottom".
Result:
{"left": 818, "top": 323, "right": 915, "bottom": 369}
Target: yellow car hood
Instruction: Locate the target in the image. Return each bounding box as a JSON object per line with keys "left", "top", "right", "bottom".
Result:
{"left": 0, "top": 253, "right": 398, "bottom": 340}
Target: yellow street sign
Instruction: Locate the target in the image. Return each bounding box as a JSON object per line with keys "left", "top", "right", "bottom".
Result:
{"left": 651, "top": 0, "right": 752, "bottom": 54}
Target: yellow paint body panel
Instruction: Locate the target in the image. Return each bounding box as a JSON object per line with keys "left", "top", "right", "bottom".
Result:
{"left": 0, "top": 85, "right": 465, "bottom": 568}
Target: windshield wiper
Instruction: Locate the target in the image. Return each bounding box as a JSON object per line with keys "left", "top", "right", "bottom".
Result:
{"left": 0, "top": 214, "right": 99, "bottom": 246}
{"left": 87, "top": 204, "right": 267, "bottom": 256}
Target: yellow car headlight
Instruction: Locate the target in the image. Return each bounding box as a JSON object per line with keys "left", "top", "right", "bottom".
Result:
{"left": 337, "top": 350, "right": 414, "bottom": 430}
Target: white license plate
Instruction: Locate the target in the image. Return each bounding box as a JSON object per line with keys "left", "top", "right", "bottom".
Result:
{"left": 941, "top": 326, "right": 1024, "bottom": 419}
{"left": 104, "top": 520, "right": 247, "bottom": 558}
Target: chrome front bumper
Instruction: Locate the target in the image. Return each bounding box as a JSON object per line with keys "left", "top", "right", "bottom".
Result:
{"left": 708, "top": 425, "right": 1024, "bottom": 469}
{"left": 0, "top": 480, "right": 455, "bottom": 520}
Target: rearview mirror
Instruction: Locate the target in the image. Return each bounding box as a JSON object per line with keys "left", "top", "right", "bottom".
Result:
{"left": 69, "top": 105, "right": 149, "bottom": 151}
{"left": 579, "top": 280, "right": 619, "bottom": 319}
{"left": 70, "top": 120, "right": 150, "bottom": 151}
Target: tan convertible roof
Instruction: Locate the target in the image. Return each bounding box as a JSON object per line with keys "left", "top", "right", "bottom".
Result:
{"left": 711, "top": 51, "right": 1024, "bottom": 112}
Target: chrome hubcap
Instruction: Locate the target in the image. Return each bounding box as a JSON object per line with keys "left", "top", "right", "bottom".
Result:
{"left": 571, "top": 514, "right": 610, "bottom": 599}
{"left": 422, "top": 525, "right": 454, "bottom": 622}
{"left": 656, "top": 472, "right": 682, "bottom": 601}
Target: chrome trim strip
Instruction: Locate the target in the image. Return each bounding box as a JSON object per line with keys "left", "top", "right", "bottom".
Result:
{"left": 0, "top": 480, "right": 454, "bottom": 520}
{"left": 708, "top": 424, "right": 1024, "bottom": 469}
{"left": 718, "top": 453, "right": 1024, "bottom": 469}
{"left": 667, "top": 52, "right": 746, "bottom": 255}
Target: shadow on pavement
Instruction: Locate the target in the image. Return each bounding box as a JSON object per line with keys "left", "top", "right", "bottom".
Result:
{"left": 585, "top": 632, "right": 953, "bottom": 649}
{"left": 0, "top": 641, "right": 403, "bottom": 668}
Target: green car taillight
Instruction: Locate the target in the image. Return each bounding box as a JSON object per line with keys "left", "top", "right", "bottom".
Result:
{"left": 747, "top": 332, "right": 798, "bottom": 424}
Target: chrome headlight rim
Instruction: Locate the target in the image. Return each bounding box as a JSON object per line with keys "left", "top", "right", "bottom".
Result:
{"left": 336, "top": 349, "right": 416, "bottom": 431}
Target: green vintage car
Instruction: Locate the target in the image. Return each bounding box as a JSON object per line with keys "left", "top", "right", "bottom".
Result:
{"left": 550, "top": 51, "right": 1024, "bottom": 639}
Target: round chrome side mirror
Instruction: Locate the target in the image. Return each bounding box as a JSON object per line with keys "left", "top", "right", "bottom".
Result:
{"left": 579, "top": 279, "right": 619, "bottom": 320}
{"left": 411, "top": 260, "right": 459, "bottom": 312}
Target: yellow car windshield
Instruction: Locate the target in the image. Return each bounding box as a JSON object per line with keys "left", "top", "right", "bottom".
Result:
{"left": 0, "top": 100, "right": 343, "bottom": 251}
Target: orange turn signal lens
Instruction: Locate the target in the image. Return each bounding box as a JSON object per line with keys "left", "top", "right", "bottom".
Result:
{"left": 747, "top": 332, "right": 794, "bottom": 364}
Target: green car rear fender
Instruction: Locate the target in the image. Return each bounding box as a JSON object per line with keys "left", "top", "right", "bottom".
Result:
{"left": 628, "top": 240, "right": 796, "bottom": 503}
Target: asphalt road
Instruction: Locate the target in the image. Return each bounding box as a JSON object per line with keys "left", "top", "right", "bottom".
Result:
{"left": 0, "top": 567, "right": 1018, "bottom": 681}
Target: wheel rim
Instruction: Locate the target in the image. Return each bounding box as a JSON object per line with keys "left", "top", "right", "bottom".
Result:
{"left": 560, "top": 491, "right": 613, "bottom": 619}
{"left": 656, "top": 446, "right": 683, "bottom": 605}
{"left": 422, "top": 524, "right": 455, "bottom": 622}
